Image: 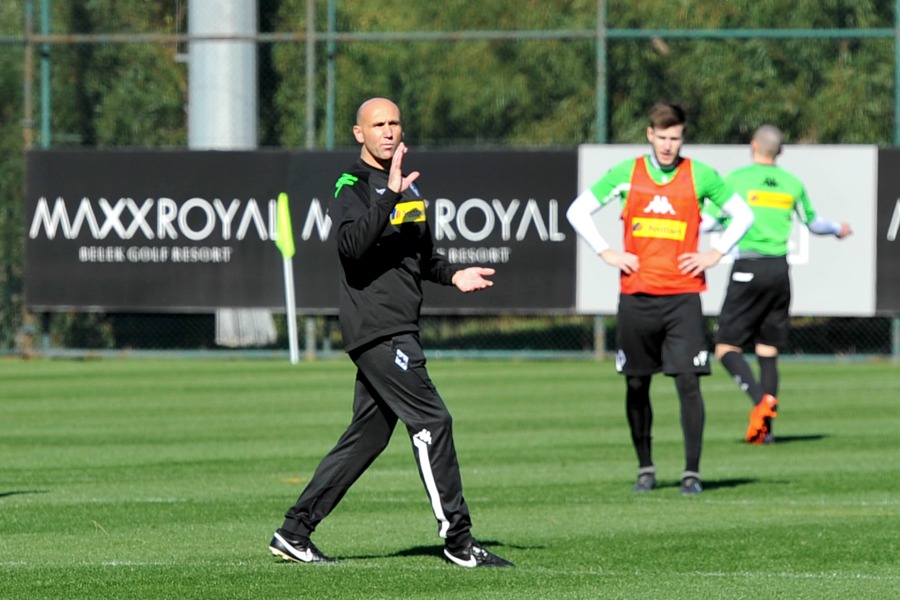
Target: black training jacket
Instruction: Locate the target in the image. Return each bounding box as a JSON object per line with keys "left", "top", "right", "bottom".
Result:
{"left": 330, "top": 159, "right": 459, "bottom": 353}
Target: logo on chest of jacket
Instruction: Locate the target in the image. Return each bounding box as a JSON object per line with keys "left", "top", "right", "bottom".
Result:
{"left": 391, "top": 200, "right": 427, "bottom": 225}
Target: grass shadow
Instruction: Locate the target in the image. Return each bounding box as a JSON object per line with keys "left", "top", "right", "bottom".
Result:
{"left": 341, "top": 539, "right": 523, "bottom": 562}
{"left": 731, "top": 433, "right": 827, "bottom": 446}
{"left": 769, "top": 434, "right": 827, "bottom": 444}
{"left": 0, "top": 490, "right": 49, "bottom": 499}
{"left": 645, "top": 478, "right": 758, "bottom": 492}
{"left": 702, "top": 478, "right": 757, "bottom": 491}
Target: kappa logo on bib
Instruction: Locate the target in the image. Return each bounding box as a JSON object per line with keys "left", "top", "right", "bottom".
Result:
{"left": 643, "top": 195, "right": 676, "bottom": 215}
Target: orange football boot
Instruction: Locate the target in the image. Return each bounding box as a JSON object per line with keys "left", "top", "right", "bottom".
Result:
{"left": 745, "top": 394, "right": 778, "bottom": 444}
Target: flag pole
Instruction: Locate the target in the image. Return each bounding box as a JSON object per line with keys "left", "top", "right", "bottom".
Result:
{"left": 275, "top": 192, "right": 300, "bottom": 364}
{"left": 282, "top": 256, "right": 299, "bottom": 365}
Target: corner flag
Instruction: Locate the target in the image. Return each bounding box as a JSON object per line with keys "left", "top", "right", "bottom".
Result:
{"left": 275, "top": 192, "right": 299, "bottom": 364}
{"left": 275, "top": 192, "right": 295, "bottom": 258}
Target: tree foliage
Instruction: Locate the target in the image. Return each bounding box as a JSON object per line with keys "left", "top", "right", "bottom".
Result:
{"left": 0, "top": 0, "right": 897, "bottom": 348}
{"left": 49, "top": 0, "right": 187, "bottom": 146}
{"left": 5, "top": 0, "right": 895, "bottom": 150}
{"left": 0, "top": 2, "right": 25, "bottom": 347}
{"left": 272, "top": 0, "right": 599, "bottom": 147}
{"left": 605, "top": 0, "right": 893, "bottom": 144}
{"left": 266, "top": 0, "right": 896, "bottom": 147}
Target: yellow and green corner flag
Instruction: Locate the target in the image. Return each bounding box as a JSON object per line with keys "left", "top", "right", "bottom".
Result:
{"left": 275, "top": 192, "right": 295, "bottom": 259}
{"left": 275, "top": 192, "right": 299, "bottom": 364}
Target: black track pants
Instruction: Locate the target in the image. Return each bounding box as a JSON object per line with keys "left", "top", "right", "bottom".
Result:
{"left": 280, "top": 333, "right": 473, "bottom": 549}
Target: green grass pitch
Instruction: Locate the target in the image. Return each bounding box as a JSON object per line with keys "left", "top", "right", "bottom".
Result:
{"left": 1, "top": 357, "right": 897, "bottom": 599}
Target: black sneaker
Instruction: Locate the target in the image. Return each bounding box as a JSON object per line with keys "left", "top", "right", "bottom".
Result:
{"left": 269, "top": 531, "right": 335, "bottom": 563}
{"left": 679, "top": 476, "right": 703, "bottom": 496}
{"left": 444, "top": 540, "right": 514, "bottom": 568}
{"left": 632, "top": 471, "right": 657, "bottom": 493}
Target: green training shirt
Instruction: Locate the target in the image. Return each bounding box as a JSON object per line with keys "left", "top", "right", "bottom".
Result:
{"left": 589, "top": 155, "right": 734, "bottom": 211}
{"left": 719, "top": 163, "right": 817, "bottom": 256}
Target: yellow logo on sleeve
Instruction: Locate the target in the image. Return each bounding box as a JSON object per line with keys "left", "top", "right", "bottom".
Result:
{"left": 747, "top": 190, "right": 794, "bottom": 210}
{"left": 631, "top": 217, "right": 687, "bottom": 241}
{"left": 390, "top": 200, "right": 427, "bottom": 225}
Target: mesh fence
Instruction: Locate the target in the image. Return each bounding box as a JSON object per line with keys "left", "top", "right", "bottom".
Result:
{"left": 17, "top": 312, "right": 897, "bottom": 359}
{"left": 2, "top": 4, "right": 898, "bottom": 358}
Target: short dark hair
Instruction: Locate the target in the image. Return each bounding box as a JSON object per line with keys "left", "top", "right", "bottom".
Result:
{"left": 648, "top": 102, "right": 687, "bottom": 129}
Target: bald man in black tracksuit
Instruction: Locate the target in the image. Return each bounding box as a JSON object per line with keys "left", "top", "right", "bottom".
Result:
{"left": 269, "top": 97, "right": 512, "bottom": 568}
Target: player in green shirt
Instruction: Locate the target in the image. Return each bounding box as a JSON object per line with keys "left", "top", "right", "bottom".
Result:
{"left": 706, "top": 125, "right": 852, "bottom": 444}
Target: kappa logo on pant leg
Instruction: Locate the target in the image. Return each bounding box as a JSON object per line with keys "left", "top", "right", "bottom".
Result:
{"left": 413, "top": 429, "right": 432, "bottom": 445}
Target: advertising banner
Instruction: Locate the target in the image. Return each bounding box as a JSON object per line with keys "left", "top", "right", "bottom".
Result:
{"left": 574, "top": 145, "right": 878, "bottom": 316}
{"left": 25, "top": 149, "right": 577, "bottom": 313}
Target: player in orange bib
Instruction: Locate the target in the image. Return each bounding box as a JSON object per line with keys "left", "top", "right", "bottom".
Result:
{"left": 567, "top": 102, "right": 754, "bottom": 495}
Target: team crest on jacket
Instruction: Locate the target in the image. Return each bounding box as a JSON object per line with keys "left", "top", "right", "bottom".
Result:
{"left": 391, "top": 200, "right": 427, "bottom": 225}
{"left": 334, "top": 172, "right": 359, "bottom": 197}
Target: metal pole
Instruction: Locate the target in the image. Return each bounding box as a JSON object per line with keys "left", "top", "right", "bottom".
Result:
{"left": 188, "top": 0, "right": 257, "bottom": 149}
{"left": 325, "top": 0, "right": 336, "bottom": 149}
{"left": 322, "top": 318, "right": 333, "bottom": 355}
{"left": 593, "top": 314, "right": 607, "bottom": 360}
{"left": 40, "top": 0, "right": 51, "bottom": 148}
{"left": 305, "top": 0, "right": 316, "bottom": 148}
{"left": 23, "top": 0, "right": 34, "bottom": 149}
{"left": 304, "top": 317, "right": 317, "bottom": 360}
{"left": 20, "top": 0, "right": 37, "bottom": 355}
{"left": 595, "top": 0, "right": 608, "bottom": 143}
{"left": 893, "top": 316, "right": 900, "bottom": 361}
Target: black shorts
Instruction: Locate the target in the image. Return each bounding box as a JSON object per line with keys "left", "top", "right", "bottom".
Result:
{"left": 616, "top": 293, "right": 711, "bottom": 377}
{"left": 715, "top": 256, "right": 791, "bottom": 350}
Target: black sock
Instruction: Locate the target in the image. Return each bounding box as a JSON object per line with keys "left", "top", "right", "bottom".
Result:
{"left": 758, "top": 355, "right": 779, "bottom": 398}
{"left": 674, "top": 373, "right": 704, "bottom": 475}
{"left": 758, "top": 355, "right": 779, "bottom": 436}
{"left": 625, "top": 375, "right": 654, "bottom": 469}
{"left": 720, "top": 351, "right": 764, "bottom": 405}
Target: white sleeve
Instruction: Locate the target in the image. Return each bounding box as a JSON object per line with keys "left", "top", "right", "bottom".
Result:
{"left": 808, "top": 215, "right": 842, "bottom": 236}
{"left": 711, "top": 193, "right": 754, "bottom": 255}
{"left": 566, "top": 189, "right": 611, "bottom": 255}
{"left": 700, "top": 212, "right": 724, "bottom": 233}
